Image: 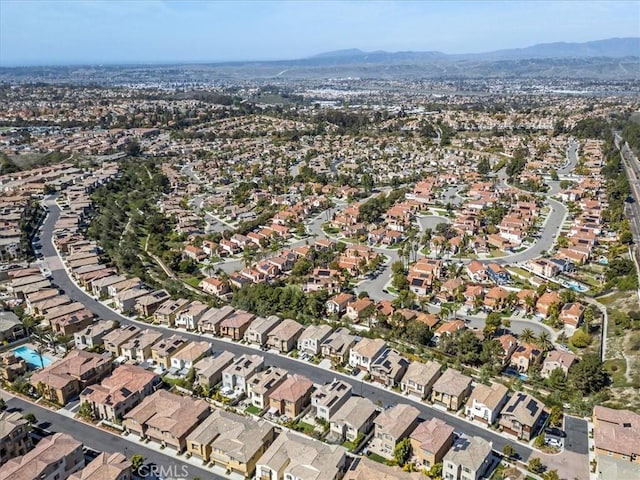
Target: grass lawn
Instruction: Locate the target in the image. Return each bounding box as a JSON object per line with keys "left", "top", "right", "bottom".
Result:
{"left": 366, "top": 452, "right": 389, "bottom": 464}
{"left": 245, "top": 405, "right": 262, "bottom": 415}
{"left": 295, "top": 421, "right": 316, "bottom": 436}
{"left": 508, "top": 266, "right": 532, "bottom": 278}
{"left": 604, "top": 358, "right": 628, "bottom": 387}
{"left": 184, "top": 277, "right": 202, "bottom": 288}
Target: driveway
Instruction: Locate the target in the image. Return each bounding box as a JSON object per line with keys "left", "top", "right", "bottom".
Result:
{"left": 564, "top": 416, "right": 589, "bottom": 455}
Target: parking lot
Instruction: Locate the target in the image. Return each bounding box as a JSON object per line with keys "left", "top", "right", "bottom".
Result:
{"left": 564, "top": 415, "right": 589, "bottom": 455}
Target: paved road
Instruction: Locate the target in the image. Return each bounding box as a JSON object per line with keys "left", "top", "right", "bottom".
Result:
{"left": 558, "top": 140, "right": 579, "bottom": 175}
{"left": 0, "top": 392, "right": 221, "bottom": 480}
{"left": 38, "top": 199, "right": 536, "bottom": 462}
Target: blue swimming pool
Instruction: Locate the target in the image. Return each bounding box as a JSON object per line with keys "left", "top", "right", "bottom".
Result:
{"left": 13, "top": 345, "right": 52, "bottom": 369}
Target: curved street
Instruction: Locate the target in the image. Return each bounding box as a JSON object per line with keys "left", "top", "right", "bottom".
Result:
{"left": 37, "top": 196, "right": 538, "bottom": 463}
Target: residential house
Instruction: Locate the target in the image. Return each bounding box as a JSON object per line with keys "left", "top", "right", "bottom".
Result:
{"left": 0, "top": 411, "right": 32, "bottom": 465}
{"left": 134, "top": 289, "right": 171, "bottom": 317}
{"left": 329, "top": 396, "right": 378, "bottom": 443}
{"left": 401, "top": 360, "right": 442, "bottom": 399}
{"left": 220, "top": 310, "right": 256, "bottom": 340}
{"left": 510, "top": 343, "right": 543, "bottom": 372}
{"left": 433, "top": 320, "right": 466, "bottom": 344}
{"left": 186, "top": 409, "right": 275, "bottom": 477}
{"left": 120, "top": 329, "right": 163, "bottom": 364}
{"left": 370, "top": 349, "right": 410, "bottom": 387}
{"left": 247, "top": 367, "right": 288, "bottom": 410}
{"left": 593, "top": 406, "right": 640, "bottom": 469}
{"left": 30, "top": 350, "right": 112, "bottom": 405}
{"left": 73, "top": 320, "right": 115, "bottom": 350}
{"left": 170, "top": 341, "right": 211, "bottom": 372}
{"left": 199, "top": 277, "right": 230, "bottom": 297}
{"left": 174, "top": 301, "right": 209, "bottom": 330}
{"left": 431, "top": 368, "right": 472, "bottom": 411}
{"left": 113, "top": 287, "right": 149, "bottom": 314}
{"left": 483, "top": 286, "right": 510, "bottom": 311}
{"left": 541, "top": 350, "right": 577, "bottom": 378}
{"left": 150, "top": 335, "right": 189, "bottom": 369}
{"left": 499, "top": 392, "right": 546, "bottom": 441}
{"left": 243, "top": 315, "right": 281, "bottom": 346}
{"left": 487, "top": 263, "right": 510, "bottom": 284}
{"left": 326, "top": 293, "right": 355, "bottom": 316}
{"left": 345, "top": 297, "right": 375, "bottom": 323}
{"left": 91, "top": 274, "right": 125, "bottom": 298}
{"left": 312, "top": 379, "right": 352, "bottom": 422}
{"left": 372, "top": 403, "right": 420, "bottom": 460}
{"left": 466, "top": 261, "right": 486, "bottom": 282}
{"left": 464, "top": 382, "right": 509, "bottom": 425}
{"left": 256, "top": 431, "right": 347, "bottom": 480}
{"left": 123, "top": 390, "right": 210, "bottom": 452}
{"left": 198, "top": 305, "right": 235, "bottom": 336}
{"left": 194, "top": 350, "right": 235, "bottom": 389}
{"left": 102, "top": 324, "right": 141, "bottom": 357}
{"left": 0, "top": 432, "right": 84, "bottom": 480}
{"left": 153, "top": 298, "right": 189, "bottom": 327}
{"left": 79, "top": 364, "right": 159, "bottom": 422}
{"left": 68, "top": 452, "right": 132, "bottom": 480}
{"left": 107, "top": 277, "right": 141, "bottom": 298}
{"left": 536, "top": 291, "right": 562, "bottom": 317}
{"left": 268, "top": 374, "right": 314, "bottom": 418}
{"left": 222, "top": 354, "right": 264, "bottom": 395}
{"left": 496, "top": 334, "right": 518, "bottom": 364}
{"left": 560, "top": 302, "right": 585, "bottom": 334}
{"left": 297, "top": 324, "right": 333, "bottom": 356}
{"left": 348, "top": 338, "right": 387, "bottom": 372}
{"left": 410, "top": 418, "right": 455, "bottom": 469}
{"left": 0, "top": 352, "right": 27, "bottom": 382}
{"left": 442, "top": 436, "right": 493, "bottom": 480}
{"left": 0, "top": 311, "right": 26, "bottom": 343}
{"left": 267, "top": 318, "right": 305, "bottom": 353}
{"left": 321, "top": 327, "right": 356, "bottom": 364}
{"left": 344, "top": 457, "right": 423, "bottom": 480}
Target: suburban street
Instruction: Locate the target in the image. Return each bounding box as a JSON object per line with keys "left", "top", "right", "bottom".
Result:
{"left": 0, "top": 391, "right": 223, "bottom": 480}
{"left": 36, "top": 197, "right": 540, "bottom": 463}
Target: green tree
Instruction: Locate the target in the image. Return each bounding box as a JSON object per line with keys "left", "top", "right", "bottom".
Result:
{"left": 519, "top": 328, "right": 535, "bottom": 344}
{"left": 549, "top": 405, "right": 563, "bottom": 427}
{"left": 528, "top": 457, "right": 543, "bottom": 473}
{"left": 0, "top": 398, "right": 5, "bottom": 411}
{"left": 569, "top": 353, "right": 607, "bottom": 395}
{"left": 130, "top": 454, "right": 144, "bottom": 473}
{"left": 535, "top": 331, "right": 553, "bottom": 353}
{"left": 24, "top": 413, "right": 37, "bottom": 425}
{"left": 570, "top": 329, "right": 591, "bottom": 348}
{"left": 393, "top": 438, "right": 412, "bottom": 466}
{"left": 502, "top": 444, "right": 516, "bottom": 458}
{"left": 78, "top": 401, "right": 95, "bottom": 421}
{"left": 544, "top": 470, "right": 560, "bottom": 480}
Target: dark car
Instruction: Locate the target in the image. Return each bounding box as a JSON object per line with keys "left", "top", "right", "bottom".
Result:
{"left": 544, "top": 427, "right": 567, "bottom": 438}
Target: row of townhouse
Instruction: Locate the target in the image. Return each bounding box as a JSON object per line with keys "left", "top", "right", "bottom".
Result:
{"left": 0, "top": 423, "right": 132, "bottom": 480}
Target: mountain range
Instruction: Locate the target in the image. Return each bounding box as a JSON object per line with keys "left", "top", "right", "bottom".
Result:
{"left": 1, "top": 38, "right": 638, "bottom": 83}
{"left": 310, "top": 38, "right": 640, "bottom": 63}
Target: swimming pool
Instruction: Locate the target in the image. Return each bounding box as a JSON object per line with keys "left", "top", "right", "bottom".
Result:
{"left": 13, "top": 345, "right": 53, "bottom": 369}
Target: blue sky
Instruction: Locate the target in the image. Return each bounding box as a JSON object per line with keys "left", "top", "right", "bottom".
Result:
{"left": 0, "top": 0, "right": 638, "bottom": 66}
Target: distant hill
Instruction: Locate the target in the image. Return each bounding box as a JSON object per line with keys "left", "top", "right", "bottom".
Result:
{"left": 310, "top": 37, "right": 640, "bottom": 63}
{"left": 1, "top": 37, "right": 638, "bottom": 83}
{"left": 468, "top": 37, "right": 640, "bottom": 60}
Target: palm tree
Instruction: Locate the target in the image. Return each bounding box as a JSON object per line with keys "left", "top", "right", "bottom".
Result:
{"left": 524, "top": 295, "right": 536, "bottom": 315}
{"left": 519, "top": 328, "right": 535, "bottom": 344}
{"left": 438, "top": 305, "right": 452, "bottom": 321}
{"left": 535, "top": 331, "right": 553, "bottom": 353}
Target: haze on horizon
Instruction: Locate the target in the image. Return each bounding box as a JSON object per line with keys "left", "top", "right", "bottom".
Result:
{"left": 0, "top": 0, "right": 638, "bottom": 67}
